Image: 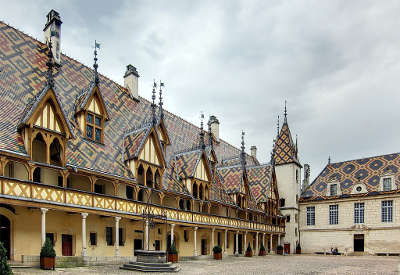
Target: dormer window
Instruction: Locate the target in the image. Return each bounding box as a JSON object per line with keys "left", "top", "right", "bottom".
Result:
{"left": 326, "top": 182, "right": 342, "bottom": 196}
{"left": 86, "top": 112, "right": 103, "bottom": 143}
{"left": 330, "top": 184, "right": 337, "bottom": 196}
{"left": 383, "top": 178, "right": 392, "bottom": 191}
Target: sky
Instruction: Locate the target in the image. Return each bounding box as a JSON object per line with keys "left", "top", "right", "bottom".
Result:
{"left": 2, "top": 0, "right": 400, "bottom": 181}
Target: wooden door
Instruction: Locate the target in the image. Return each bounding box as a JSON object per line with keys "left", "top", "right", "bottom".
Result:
{"left": 354, "top": 234, "right": 364, "bottom": 252}
{"left": 62, "top": 234, "right": 73, "bottom": 256}
{"left": 284, "top": 243, "right": 290, "bottom": 254}
{"left": 201, "top": 239, "right": 207, "bottom": 255}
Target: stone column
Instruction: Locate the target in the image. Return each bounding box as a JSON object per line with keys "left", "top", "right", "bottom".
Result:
{"left": 235, "top": 231, "right": 239, "bottom": 256}
{"left": 170, "top": 224, "right": 175, "bottom": 246}
{"left": 263, "top": 233, "right": 265, "bottom": 247}
{"left": 278, "top": 234, "right": 281, "bottom": 245}
{"left": 270, "top": 234, "right": 273, "bottom": 254}
{"left": 193, "top": 227, "right": 198, "bottom": 256}
{"left": 41, "top": 208, "right": 48, "bottom": 246}
{"left": 243, "top": 231, "right": 247, "bottom": 253}
{"left": 255, "top": 232, "right": 259, "bottom": 255}
{"left": 115, "top": 217, "right": 121, "bottom": 256}
{"left": 144, "top": 219, "right": 149, "bottom": 250}
{"left": 224, "top": 229, "right": 228, "bottom": 254}
{"left": 81, "top": 213, "right": 88, "bottom": 256}
{"left": 210, "top": 228, "right": 215, "bottom": 255}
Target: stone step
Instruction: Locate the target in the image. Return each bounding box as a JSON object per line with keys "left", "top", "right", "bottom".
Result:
{"left": 127, "top": 261, "right": 174, "bottom": 267}
{"left": 120, "top": 263, "right": 180, "bottom": 272}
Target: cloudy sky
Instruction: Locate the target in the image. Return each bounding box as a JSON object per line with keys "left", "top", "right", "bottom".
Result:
{"left": 2, "top": 0, "right": 400, "bottom": 180}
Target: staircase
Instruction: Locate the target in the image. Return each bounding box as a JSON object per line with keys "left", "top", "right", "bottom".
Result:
{"left": 120, "top": 261, "right": 180, "bottom": 272}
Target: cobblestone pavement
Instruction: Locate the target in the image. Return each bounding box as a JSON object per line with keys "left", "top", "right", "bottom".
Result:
{"left": 12, "top": 255, "right": 400, "bottom": 275}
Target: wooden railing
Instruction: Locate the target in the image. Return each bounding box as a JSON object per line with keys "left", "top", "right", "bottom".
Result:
{"left": 0, "top": 177, "right": 284, "bottom": 233}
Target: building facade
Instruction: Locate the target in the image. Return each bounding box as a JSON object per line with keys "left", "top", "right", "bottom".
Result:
{"left": 300, "top": 154, "right": 400, "bottom": 255}
{"left": 0, "top": 10, "right": 285, "bottom": 264}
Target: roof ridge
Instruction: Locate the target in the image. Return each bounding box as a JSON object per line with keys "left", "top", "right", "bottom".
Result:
{"left": 328, "top": 152, "right": 400, "bottom": 166}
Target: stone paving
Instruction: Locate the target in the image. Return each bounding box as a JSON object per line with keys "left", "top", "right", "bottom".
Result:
{"left": 12, "top": 255, "right": 400, "bottom": 275}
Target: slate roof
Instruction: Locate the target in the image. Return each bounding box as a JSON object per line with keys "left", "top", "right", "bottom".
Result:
{"left": 247, "top": 164, "right": 272, "bottom": 203}
{"left": 301, "top": 153, "right": 400, "bottom": 201}
{"left": 0, "top": 21, "right": 270, "bottom": 208}
{"left": 274, "top": 120, "right": 300, "bottom": 166}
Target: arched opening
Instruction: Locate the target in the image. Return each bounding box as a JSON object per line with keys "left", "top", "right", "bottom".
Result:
{"left": 154, "top": 170, "right": 161, "bottom": 189}
{"left": 237, "top": 195, "right": 241, "bottom": 208}
{"left": 138, "top": 189, "right": 145, "bottom": 202}
{"left": 179, "top": 199, "right": 184, "bottom": 210}
{"left": 32, "top": 132, "right": 46, "bottom": 163}
{"left": 146, "top": 168, "right": 153, "bottom": 188}
{"left": 137, "top": 165, "right": 144, "bottom": 185}
{"left": 205, "top": 186, "right": 209, "bottom": 200}
{"left": 193, "top": 182, "right": 198, "bottom": 199}
{"left": 69, "top": 174, "right": 91, "bottom": 191}
{"left": 49, "top": 137, "right": 63, "bottom": 166}
{"left": 150, "top": 192, "right": 160, "bottom": 205}
{"left": 33, "top": 167, "right": 41, "bottom": 183}
{"left": 0, "top": 214, "right": 11, "bottom": 259}
{"left": 186, "top": 200, "right": 191, "bottom": 211}
{"left": 4, "top": 161, "right": 29, "bottom": 181}
{"left": 199, "top": 183, "right": 204, "bottom": 200}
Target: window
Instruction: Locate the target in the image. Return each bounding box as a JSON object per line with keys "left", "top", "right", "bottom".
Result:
{"left": 119, "top": 228, "right": 124, "bottom": 246}
{"left": 354, "top": 202, "right": 364, "bottom": 224}
{"left": 90, "top": 232, "right": 97, "bottom": 246}
{"left": 86, "top": 112, "right": 103, "bottom": 143}
{"left": 383, "top": 178, "right": 392, "bottom": 192}
{"left": 329, "top": 205, "right": 338, "bottom": 225}
{"left": 126, "top": 186, "right": 133, "bottom": 199}
{"left": 306, "top": 206, "right": 315, "bottom": 226}
{"left": 286, "top": 215, "right": 290, "bottom": 223}
{"left": 381, "top": 200, "right": 393, "bottom": 222}
{"left": 106, "top": 227, "right": 113, "bottom": 246}
{"left": 217, "top": 232, "right": 221, "bottom": 246}
{"left": 330, "top": 184, "right": 337, "bottom": 196}
{"left": 46, "top": 233, "right": 55, "bottom": 246}
{"left": 94, "top": 184, "right": 104, "bottom": 194}
{"left": 279, "top": 198, "right": 285, "bottom": 207}
{"left": 33, "top": 168, "right": 41, "bottom": 183}
{"left": 184, "top": 230, "right": 188, "bottom": 242}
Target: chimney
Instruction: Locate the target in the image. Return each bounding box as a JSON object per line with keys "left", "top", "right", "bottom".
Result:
{"left": 302, "top": 164, "right": 310, "bottom": 192}
{"left": 208, "top": 115, "right": 219, "bottom": 142}
{"left": 250, "top": 146, "right": 257, "bottom": 159}
{"left": 43, "top": 10, "right": 62, "bottom": 65}
{"left": 124, "top": 64, "right": 140, "bottom": 101}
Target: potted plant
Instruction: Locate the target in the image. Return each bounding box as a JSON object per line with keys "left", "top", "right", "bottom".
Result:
{"left": 0, "top": 242, "right": 12, "bottom": 275}
{"left": 259, "top": 243, "right": 266, "bottom": 256}
{"left": 277, "top": 245, "right": 283, "bottom": 255}
{"left": 296, "top": 243, "right": 301, "bottom": 254}
{"left": 213, "top": 245, "right": 222, "bottom": 260}
{"left": 167, "top": 241, "right": 178, "bottom": 263}
{"left": 245, "top": 243, "right": 253, "bottom": 257}
{"left": 40, "top": 238, "right": 56, "bottom": 270}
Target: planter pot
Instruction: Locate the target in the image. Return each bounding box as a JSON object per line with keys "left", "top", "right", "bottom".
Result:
{"left": 245, "top": 251, "right": 253, "bottom": 257}
{"left": 277, "top": 248, "right": 283, "bottom": 255}
{"left": 296, "top": 248, "right": 301, "bottom": 254}
{"left": 40, "top": 256, "right": 55, "bottom": 270}
{"left": 168, "top": 253, "right": 178, "bottom": 263}
{"left": 259, "top": 250, "right": 266, "bottom": 256}
{"left": 213, "top": 252, "right": 222, "bottom": 260}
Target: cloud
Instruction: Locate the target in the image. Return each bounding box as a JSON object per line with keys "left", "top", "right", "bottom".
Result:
{"left": 2, "top": 0, "right": 400, "bottom": 180}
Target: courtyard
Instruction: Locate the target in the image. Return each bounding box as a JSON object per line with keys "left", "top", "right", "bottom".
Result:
{"left": 12, "top": 255, "right": 400, "bottom": 275}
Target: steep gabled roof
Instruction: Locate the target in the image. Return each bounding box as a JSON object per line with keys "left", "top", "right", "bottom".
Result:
{"left": 75, "top": 81, "right": 110, "bottom": 120}
{"left": 301, "top": 152, "right": 400, "bottom": 201}
{"left": 124, "top": 123, "right": 152, "bottom": 161}
{"left": 217, "top": 164, "right": 244, "bottom": 194}
{"left": 175, "top": 149, "right": 203, "bottom": 179}
{"left": 274, "top": 121, "right": 300, "bottom": 166}
{"left": 247, "top": 163, "right": 272, "bottom": 203}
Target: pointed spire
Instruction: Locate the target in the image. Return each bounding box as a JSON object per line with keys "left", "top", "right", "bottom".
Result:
{"left": 199, "top": 112, "right": 205, "bottom": 149}
{"left": 271, "top": 138, "right": 276, "bottom": 165}
{"left": 93, "top": 40, "right": 100, "bottom": 84}
{"left": 46, "top": 38, "right": 55, "bottom": 88}
{"left": 240, "top": 131, "right": 246, "bottom": 167}
{"left": 328, "top": 156, "right": 331, "bottom": 165}
{"left": 284, "top": 100, "right": 288, "bottom": 124}
{"left": 159, "top": 81, "right": 164, "bottom": 120}
{"left": 276, "top": 115, "right": 280, "bottom": 137}
{"left": 151, "top": 80, "right": 157, "bottom": 125}
{"left": 208, "top": 119, "right": 213, "bottom": 150}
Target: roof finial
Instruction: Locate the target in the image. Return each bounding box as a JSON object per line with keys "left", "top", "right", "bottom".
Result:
{"left": 93, "top": 40, "right": 100, "bottom": 84}
{"left": 159, "top": 81, "right": 164, "bottom": 120}
{"left": 271, "top": 138, "right": 276, "bottom": 165}
{"left": 328, "top": 155, "right": 331, "bottom": 165}
{"left": 46, "top": 37, "right": 55, "bottom": 88}
{"left": 284, "top": 100, "right": 287, "bottom": 123}
{"left": 151, "top": 80, "right": 157, "bottom": 125}
{"left": 241, "top": 131, "right": 246, "bottom": 167}
{"left": 277, "top": 115, "right": 280, "bottom": 137}
{"left": 199, "top": 112, "right": 205, "bottom": 149}
{"left": 208, "top": 119, "right": 213, "bottom": 150}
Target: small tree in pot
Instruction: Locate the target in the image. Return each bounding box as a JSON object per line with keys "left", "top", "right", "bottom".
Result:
{"left": 296, "top": 243, "right": 301, "bottom": 254}
{"left": 277, "top": 245, "right": 283, "bottom": 255}
{"left": 40, "top": 238, "right": 56, "bottom": 270}
{"left": 0, "top": 242, "right": 12, "bottom": 275}
{"left": 245, "top": 243, "right": 253, "bottom": 257}
{"left": 213, "top": 245, "right": 222, "bottom": 260}
{"left": 167, "top": 241, "right": 178, "bottom": 263}
{"left": 259, "top": 243, "right": 266, "bottom": 256}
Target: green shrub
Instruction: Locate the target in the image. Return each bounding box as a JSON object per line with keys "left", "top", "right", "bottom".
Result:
{"left": 246, "top": 243, "right": 252, "bottom": 253}
{"left": 260, "top": 243, "right": 265, "bottom": 251}
{"left": 277, "top": 245, "right": 283, "bottom": 250}
{"left": 213, "top": 245, "right": 222, "bottom": 253}
{"left": 40, "top": 238, "right": 56, "bottom": 258}
{"left": 169, "top": 241, "right": 178, "bottom": 255}
{"left": 0, "top": 242, "right": 12, "bottom": 275}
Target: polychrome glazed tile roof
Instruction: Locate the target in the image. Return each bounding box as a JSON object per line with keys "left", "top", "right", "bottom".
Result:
{"left": 175, "top": 149, "right": 202, "bottom": 179}
{"left": 301, "top": 153, "right": 400, "bottom": 201}
{"left": 247, "top": 164, "right": 272, "bottom": 203}
{"left": 0, "top": 21, "right": 267, "bottom": 204}
{"left": 124, "top": 124, "right": 151, "bottom": 161}
{"left": 274, "top": 120, "right": 300, "bottom": 166}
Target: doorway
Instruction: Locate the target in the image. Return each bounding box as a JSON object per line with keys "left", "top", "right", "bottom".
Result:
{"left": 62, "top": 234, "right": 73, "bottom": 256}
{"left": 284, "top": 243, "right": 290, "bottom": 254}
{"left": 354, "top": 234, "right": 364, "bottom": 252}
{"left": 155, "top": 240, "right": 161, "bottom": 251}
{"left": 134, "top": 239, "right": 143, "bottom": 255}
{"left": 201, "top": 239, "right": 207, "bottom": 255}
{"left": 0, "top": 215, "right": 10, "bottom": 259}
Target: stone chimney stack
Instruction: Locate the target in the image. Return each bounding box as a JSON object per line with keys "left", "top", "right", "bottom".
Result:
{"left": 302, "top": 163, "right": 310, "bottom": 192}
{"left": 208, "top": 115, "right": 219, "bottom": 142}
{"left": 43, "top": 10, "right": 62, "bottom": 65}
{"left": 124, "top": 64, "right": 140, "bottom": 101}
{"left": 250, "top": 146, "right": 257, "bottom": 159}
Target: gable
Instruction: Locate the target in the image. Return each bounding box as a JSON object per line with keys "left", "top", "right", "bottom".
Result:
{"left": 84, "top": 86, "right": 109, "bottom": 119}
{"left": 194, "top": 156, "right": 210, "bottom": 182}
{"left": 157, "top": 120, "right": 170, "bottom": 144}
{"left": 34, "top": 100, "right": 63, "bottom": 133}
{"left": 138, "top": 133, "right": 161, "bottom": 166}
